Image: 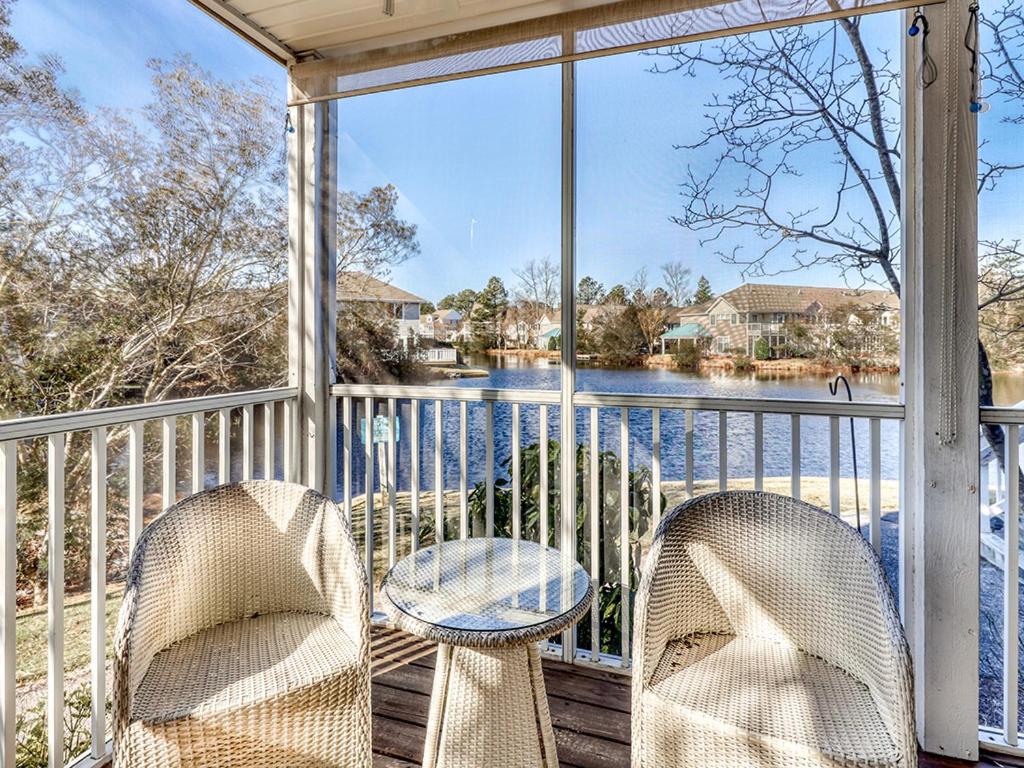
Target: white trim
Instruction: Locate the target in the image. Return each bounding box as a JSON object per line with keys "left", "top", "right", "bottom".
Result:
{"left": 186, "top": 0, "right": 297, "bottom": 64}
{"left": 903, "top": 0, "right": 980, "bottom": 757}
{"left": 0, "top": 387, "right": 297, "bottom": 442}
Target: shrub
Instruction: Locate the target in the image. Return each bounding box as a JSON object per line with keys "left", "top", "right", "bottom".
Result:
{"left": 754, "top": 337, "right": 771, "bottom": 360}
{"left": 16, "top": 683, "right": 106, "bottom": 768}
{"left": 673, "top": 344, "right": 703, "bottom": 370}
{"left": 732, "top": 354, "right": 754, "bottom": 371}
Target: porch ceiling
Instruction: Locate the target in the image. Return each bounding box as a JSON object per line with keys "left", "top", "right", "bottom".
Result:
{"left": 188, "top": 0, "right": 621, "bottom": 64}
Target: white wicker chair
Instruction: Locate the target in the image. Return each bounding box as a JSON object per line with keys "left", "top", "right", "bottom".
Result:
{"left": 113, "top": 481, "right": 371, "bottom": 768}
{"left": 632, "top": 491, "right": 916, "bottom": 768}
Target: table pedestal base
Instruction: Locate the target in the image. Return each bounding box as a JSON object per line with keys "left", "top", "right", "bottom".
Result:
{"left": 422, "top": 643, "right": 558, "bottom": 768}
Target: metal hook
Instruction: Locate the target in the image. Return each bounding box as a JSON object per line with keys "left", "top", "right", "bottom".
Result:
{"left": 829, "top": 374, "right": 862, "bottom": 535}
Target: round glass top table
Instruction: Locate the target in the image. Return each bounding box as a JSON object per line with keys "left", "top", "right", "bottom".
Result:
{"left": 380, "top": 538, "right": 594, "bottom": 768}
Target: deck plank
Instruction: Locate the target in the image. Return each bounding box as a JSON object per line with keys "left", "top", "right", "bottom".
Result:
{"left": 369, "top": 629, "right": 1003, "bottom": 768}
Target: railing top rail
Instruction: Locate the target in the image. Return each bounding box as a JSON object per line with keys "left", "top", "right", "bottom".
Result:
{"left": 330, "top": 383, "right": 905, "bottom": 419}
{"left": 0, "top": 387, "right": 298, "bottom": 442}
{"left": 980, "top": 406, "right": 1024, "bottom": 425}
{"left": 331, "top": 383, "right": 561, "bottom": 405}
{"left": 575, "top": 391, "right": 903, "bottom": 418}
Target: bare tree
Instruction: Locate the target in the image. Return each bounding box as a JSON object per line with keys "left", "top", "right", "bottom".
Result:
{"left": 338, "top": 184, "right": 419, "bottom": 277}
{"left": 513, "top": 256, "right": 559, "bottom": 341}
{"left": 661, "top": 260, "right": 692, "bottom": 305}
{"left": 631, "top": 267, "right": 672, "bottom": 353}
{"left": 650, "top": 13, "right": 1024, "bottom": 501}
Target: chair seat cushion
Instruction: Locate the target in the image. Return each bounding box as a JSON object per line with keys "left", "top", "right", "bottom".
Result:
{"left": 646, "top": 633, "right": 898, "bottom": 766}
{"left": 132, "top": 611, "right": 358, "bottom": 724}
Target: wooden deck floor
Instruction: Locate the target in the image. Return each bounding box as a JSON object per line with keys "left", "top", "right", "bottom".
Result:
{"left": 369, "top": 628, "right": 1012, "bottom": 768}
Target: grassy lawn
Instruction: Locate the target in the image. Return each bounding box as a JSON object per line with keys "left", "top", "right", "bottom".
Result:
{"left": 16, "top": 586, "right": 123, "bottom": 687}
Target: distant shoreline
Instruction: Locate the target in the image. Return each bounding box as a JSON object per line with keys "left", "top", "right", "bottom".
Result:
{"left": 482, "top": 348, "right": 903, "bottom": 375}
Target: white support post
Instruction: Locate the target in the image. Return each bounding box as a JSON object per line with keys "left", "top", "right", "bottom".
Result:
{"left": 560, "top": 54, "right": 578, "bottom": 663}
{"left": 287, "top": 87, "right": 338, "bottom": 495}
{"left": 902, "top": 2, "right": 980, "bottom": 757}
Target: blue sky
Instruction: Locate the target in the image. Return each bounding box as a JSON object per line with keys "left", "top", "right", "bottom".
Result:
{"left": 13, "top": 2, "right": 1020, "bottom": 305}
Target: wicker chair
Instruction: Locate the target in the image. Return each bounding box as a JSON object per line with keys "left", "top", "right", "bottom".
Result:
{"left": 632, "top": 491, "right": 916, "bottom": 768}
{"left": 113, "top": 481, "right": 371, "bottom": 768}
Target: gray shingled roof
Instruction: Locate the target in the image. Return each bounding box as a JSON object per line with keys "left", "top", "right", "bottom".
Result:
{"left": 337, "top": 271, "right": 425, "bottom": 304}
{"left": 715, "top": 284, "right": 897, "bottom": 314}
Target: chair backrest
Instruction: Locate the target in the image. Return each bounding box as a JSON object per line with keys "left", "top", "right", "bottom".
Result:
{"left": 125, "top": 481, "right": 362, "bottom": 674}
{"left": 656, "top": 491, "right": 905, "bottom": 689}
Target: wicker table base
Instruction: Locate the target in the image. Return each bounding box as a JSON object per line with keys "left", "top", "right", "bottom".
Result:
{"left": 423, "top": 643, "right": 559, "bottom": 768}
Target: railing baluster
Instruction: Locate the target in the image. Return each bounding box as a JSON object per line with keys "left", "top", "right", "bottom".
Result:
{"left": 829, "top": 416, "right": 840, "bottom": 516}
{"left": 512, "top": 403, "right": 521, "bottom": 541}
{"left": 387, "top": 398, "right": 397, "bottom": 568}
{"left": 434, "top": 400, "right": 444, "bottom": 545}
{"left": 870, "top": 418, "right": 882, "bottom": 552}
{"left": 718, "top": 411, "right": 728, "bottom": 492}
{"left": 129, "top": 421, "right": 144, "bottom": 552}
{"left": 364, "top": 397, "right": 375, "bottom": 615}
{"left": 326, "top": 396, "right": 337, "bottom": 500}
{"left": 264, "top": 402, "right": 276, "bottom": 482}
{"left": 47, "top": 433, "right": 65, "bottom": 768}
{"left": 485, "top": 401, "right": 494, "bottom": 537}
{"left": 191, "top": 412, "right": 205, "bottom": 494}
{"left": 754, "top": 412, "right": 764, "bottom": 492}
{"left": 342, "top": 397, "right": 352, "bottom": 528}
{"left": 651, "top": 408, "right": 661, "bottom": 528}
{"left": 589, "top": 407, "right": 600, "bottom": 663}
{"left": 242, "top": 404, "right": 254, "bottom": 481}
{"left": 162, "top": 416, "right": 176, "bottom": 508}
{"left": 218, "top": 408, "right": 231, "bottom": 485}
{"left": 1, "top": 441, "right": 16, "bottom": 766}
{"left": 90, "top": 427, "right": 107, "bottom": 757}
{"left": 283, "top": 399, "right": 296, "bottom": 483}
{"left": 685, "top": 409, "right": 694, "bottom": 498}
{"left": 791, "top": 414, "right": 801, "bottom": 500}
{"left": 1003, "top": 423, "right": 1020, "bottom": 746}
{"left": 459, "top": 401, "right": 468, "bottom": 540}
{"left": 410, "top": 400, "right": 420, "bottom": 552}
{"left": 619, "top": 408, "right": 630, "bottom": 668}
{"left": 540, "top": 405, "right": 549, "bottom": 547}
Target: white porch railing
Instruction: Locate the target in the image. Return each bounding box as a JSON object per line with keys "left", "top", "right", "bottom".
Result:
{"left": 979, "top": 405, "right": 1024, "bottom": 754}
{"left": 0, "top": 387, "right": 298, "bottom": 768}
{"left": 330, "top": 383, "right": 904, "bottom": 672}
{"left": 6, "top": 385, "right": 1024, "bottom": 766}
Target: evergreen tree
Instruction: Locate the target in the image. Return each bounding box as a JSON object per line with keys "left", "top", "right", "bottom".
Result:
{"left": 604, "top": 284, "right": 628, "bottom": 304}
{"left": 470, "top": 276, "right": 508, "bottom": 350}
{"left": 438, "top": 288, "right": 478, "bottom": 316}
{"left": 577, "top": 275, "right": 605, "bottom": 304}
{"left": 692, "top": 275, "right": 714, "bottom": 304}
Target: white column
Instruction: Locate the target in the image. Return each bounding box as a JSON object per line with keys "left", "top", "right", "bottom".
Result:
{"left": 559, "top": 53, "right": 578, "bottom": 663}
{"left": 288, "top": 83, "right": 338, "bottom": 494}
{"left": 901, "top": 2, "right": 980, "bottom": 758}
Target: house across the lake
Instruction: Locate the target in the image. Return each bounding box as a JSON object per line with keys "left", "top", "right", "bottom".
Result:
{"left": 660, "top": 283, "right": 899, "bottom": 358}
{"left": 337, "top": 271, "right": 426, "bottom": 341}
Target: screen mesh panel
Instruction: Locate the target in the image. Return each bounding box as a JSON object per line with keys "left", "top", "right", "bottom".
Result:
{"left": 289, "top": 0, "right": 937, "bottom": 103}
{"left": 334, "top": 36, "right": 563, "bottom": 96}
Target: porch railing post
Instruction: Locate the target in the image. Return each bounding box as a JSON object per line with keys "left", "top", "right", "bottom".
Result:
{"left": 901, "top": 1, "right": 980, "bottom": 758}
{"left": 288, "top": 84, "right": 337, "bottom": 495}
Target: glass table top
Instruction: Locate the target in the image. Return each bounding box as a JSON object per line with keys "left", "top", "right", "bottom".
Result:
{"left": 381, "top": 538, "right": 591, "bottom": 634}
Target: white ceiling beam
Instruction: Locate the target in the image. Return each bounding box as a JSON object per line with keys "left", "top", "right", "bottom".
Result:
{"left": 187, "top": 0, "right": 300, "bottom": 64}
